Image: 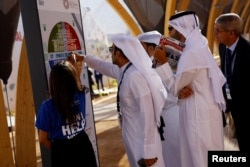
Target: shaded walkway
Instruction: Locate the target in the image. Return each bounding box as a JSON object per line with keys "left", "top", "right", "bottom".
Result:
{"left": 37, "top": 88, "right": 238, "bottom": 166}
{"left": 93, "top": 89, "right": 239, "bottom": 167}
{"left": 95, "top": 120, "right": 129, "bottom": 167}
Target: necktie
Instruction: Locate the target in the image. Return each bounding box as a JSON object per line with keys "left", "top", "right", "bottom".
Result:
{"left": 225, "top": 48, "right": 232, "bottom": 84}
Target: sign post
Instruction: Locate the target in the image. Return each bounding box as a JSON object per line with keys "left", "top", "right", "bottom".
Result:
{"left": 20, "top": 0, "right": 99, "bottom": 166}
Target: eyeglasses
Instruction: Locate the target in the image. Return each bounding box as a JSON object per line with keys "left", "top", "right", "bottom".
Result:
{"left": 168, "top": 26, "right": 174, "bottom": 31}
{"left": 109, "top": 46, "right": 114, "bottom": 52}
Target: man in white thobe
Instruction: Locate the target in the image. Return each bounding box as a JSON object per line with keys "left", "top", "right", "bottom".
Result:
{"left": 78, "top": 34, "right": 167, "bottom": 167}
{"left": 137, "top": 31, "right": 181, "bottom": 167}
{"left": 154, "top": 11, "right": 226, "bottom": 167}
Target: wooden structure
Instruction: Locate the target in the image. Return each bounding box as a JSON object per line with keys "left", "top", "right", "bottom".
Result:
{"left": 0, "top": 39, "right": 37, "bottom": 167}
{"left": 15, "top": 39, "right": 37, "bottom": 166}
{"left": 109, "top": 0, "right": 249, "bottom": 52}
{"left": 107, "top": 0, "right": 142, "bottom": 36}
{"left": 0, "top": 83, "right": 15, "bottom": 166}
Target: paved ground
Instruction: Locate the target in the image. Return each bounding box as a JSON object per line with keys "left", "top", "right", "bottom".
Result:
{"left": 37, "top": 87, "right": 238, "bottom": 167}
{"left": 91, "top": 89, "right": 129, "bottom": 167}
{"left": 92, "top": 93, "right": 117, "bottom": 122}
{"left": 92, "top": 89, "right": 239, "bottom": 167}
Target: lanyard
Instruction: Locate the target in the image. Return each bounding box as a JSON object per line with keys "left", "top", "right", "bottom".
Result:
{"left": 117, "top": 63, "right": 132, "bottom": 113}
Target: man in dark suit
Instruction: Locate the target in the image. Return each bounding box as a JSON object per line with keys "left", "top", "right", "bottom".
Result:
{"left": 214, "top": 13, "right": 250, "bottom": 153}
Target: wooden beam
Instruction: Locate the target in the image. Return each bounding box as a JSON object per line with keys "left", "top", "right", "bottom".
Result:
{"left": 244, "top": 15, "right": 250, "bottom": 35}
{"left": 230, "top": 0, "right": 243, "bottom": 13}
{"left": 164, "top": 0, "right": 177, "bottom": 35}
{"left": 241, "top": 0, "right": 250, "bottom": 30}
{"left": 177, "top": 0, "right": 190, "bottom": 12}
{"left": 106, "top": 0, "right": 142, "bottom": 36}
{"left": 242, "top": 1, "right": 250, "bottom": 35}
{"left": 15, "top": 38, "right": 37, "bottom": 166}
{"left": 206, "top": 0, "right": 228, "bottom": 53}
{"left": 0, "top": 83, "right": 15, "bottom": 166}
{"left": 228, "top": 0, "right": 250, "bottom": 39}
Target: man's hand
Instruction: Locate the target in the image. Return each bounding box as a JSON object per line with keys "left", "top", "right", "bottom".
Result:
{"left": 67, "top": 52, "right": 84, "bottom": 66}
{"left": 178, "top": 86, "right": 193, "bottom": 99}
{"left": 67, "top": 52, "right": 84, "bottom": 80}
{"left": 153, "top": 45, "right": 168, "bottom": 65}
{"left": 138, "top": 157, "right": 158, "bottom": 167}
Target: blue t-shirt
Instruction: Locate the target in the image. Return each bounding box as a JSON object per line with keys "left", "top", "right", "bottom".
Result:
{"left": 35, "top": 92, "right": 86, "bottom": 140}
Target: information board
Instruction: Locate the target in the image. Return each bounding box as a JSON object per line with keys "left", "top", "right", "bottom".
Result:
{"left": 36, "top": 0, "right": 99, "bottom": 165}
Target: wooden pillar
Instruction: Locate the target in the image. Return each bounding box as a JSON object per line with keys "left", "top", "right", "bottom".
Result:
{"left": 206, "top": 0, "right": 228, "bottom": 53}
{"left": 240, "top": 0, "right": 250, "bottom": 35}
{"left": 0, "top": 83, "right": 15, "bottom": 167}
{"left": 244, "top": 16, "right": 250, "bottom": 35}
{"left": 177, "top": 0, "right": 190, "bottom": 12}
{"left": 15, "top": 38, "right": 37, "bottom": 167}
{"left": 164, "top": 0, "right": 177, "bottom": 35}
{"left": 230, "top": 0, "right": 243, "bottom": 13}
{"left": 107, "top": 0, "right": 142, "bottom": 36}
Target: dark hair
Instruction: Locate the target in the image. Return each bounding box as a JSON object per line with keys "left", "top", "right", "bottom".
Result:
{"left": 49, "top": 60, "right": 83, "bottom": 126}
{"left": 143, "top": 42, "right": 157, "bottom": 48}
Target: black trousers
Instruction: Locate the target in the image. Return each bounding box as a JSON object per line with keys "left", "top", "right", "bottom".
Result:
{"left": 51, "top": 131, "right": 97, "bottom": 167}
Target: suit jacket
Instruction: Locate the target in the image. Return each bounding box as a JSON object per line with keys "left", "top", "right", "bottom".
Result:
{"left": 219, "top": 36, "right": 250, "bottom": 118}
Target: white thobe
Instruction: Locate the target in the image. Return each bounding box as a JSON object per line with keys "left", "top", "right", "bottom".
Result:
{"left": 156, "top": 65, "right": 181, "bottom": 167}
{"left": 157, "top": 62, "right": 224, "bottom": 167}
{"left": 166, "top": 13, "right": 225, "bottom": 167}
{"left": 85, "top": 55, "right": 165, "bottom": 167}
